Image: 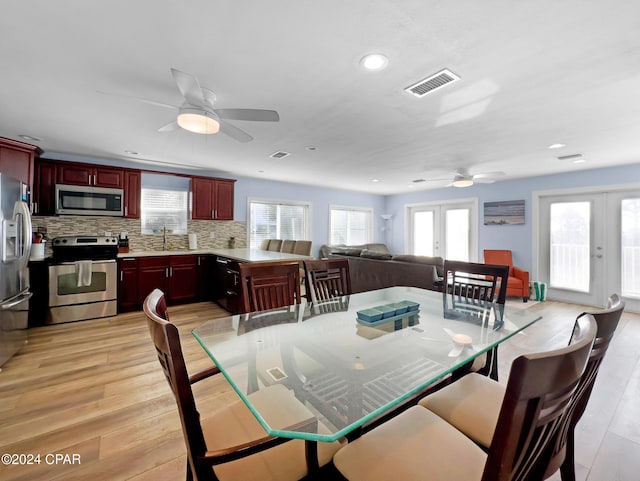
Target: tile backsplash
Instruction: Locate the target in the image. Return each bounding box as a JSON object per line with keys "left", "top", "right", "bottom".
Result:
{"left": 32, "top": 215, "right": 247, "bottom": 255}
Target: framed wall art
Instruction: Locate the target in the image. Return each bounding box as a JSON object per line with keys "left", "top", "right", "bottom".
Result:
{"left": 484, "top": 199, "right": 525, "bottom": 225}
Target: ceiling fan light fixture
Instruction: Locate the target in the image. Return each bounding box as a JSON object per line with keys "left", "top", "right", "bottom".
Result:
{"left": 177, "top": 107, "right": 220, "bottom": 134}
{"left": 452, "top": 175, "right": 474, "bottom": 188}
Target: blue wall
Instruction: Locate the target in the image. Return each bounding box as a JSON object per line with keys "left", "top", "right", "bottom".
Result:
{"left": 384, "top": 163, "right": 640, "bottom": 272}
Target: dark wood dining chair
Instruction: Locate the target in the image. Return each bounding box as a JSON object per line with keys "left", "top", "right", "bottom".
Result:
{"left": 420, "top": 294, "right": 624, "bottom": 481}
{"left": 144, "top": 288, "right": 340, "bottom": 481}
{"left": 443, "top": 260, "right": 510, "bottom": 380}
{"left": 303, "top": 258, "right": 352, "bottom": 303}
{"left": 332, "top": 314, "right": 597, "bottom": 481}
{"left": 238, "top": 260, "right": 300, "bottom": 313}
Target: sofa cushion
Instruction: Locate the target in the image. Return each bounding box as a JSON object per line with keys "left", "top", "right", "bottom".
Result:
{"left": 360, "top": 249, "right": 393, "bottom": 260}
{"left": 363, "top": 243, "right": 391, "bottom": 254}
{"left": 392, "top": 255, "right": 445, "bottom": 276}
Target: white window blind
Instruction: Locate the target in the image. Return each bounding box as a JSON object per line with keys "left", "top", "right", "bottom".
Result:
{"left": 249, "top": 199, "right": 310, "bottom": 248}
{"left": 141, "top": 188, "right": 189, "bottom": 235}
{"left": 329, "top": 205, "right": 373, "bottom": 245}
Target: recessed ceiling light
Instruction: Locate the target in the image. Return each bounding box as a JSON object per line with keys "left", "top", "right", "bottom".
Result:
{"left": 548, "top": 143, "right": 566, "bottom": 149}
{"left": 372, "top": 179, "right": 380, "bottom": 183}
{"left": 360, "top": 53, "right": 389, "bottom": 71}
{"left": 124, "top": 150, "right": 139, "bottom": 155}
{"left": 305, "top": 146, "right": 317, "bottom": 151}
{"left": 573, "top": 159, "right": 586, "bottom": 164}
{"left": 18, "top": 134, "right": 41, "bottom": 142}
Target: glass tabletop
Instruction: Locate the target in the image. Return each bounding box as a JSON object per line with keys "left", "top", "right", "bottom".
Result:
{"left": 192, "top": 286, "right": 542, "bottom": 442}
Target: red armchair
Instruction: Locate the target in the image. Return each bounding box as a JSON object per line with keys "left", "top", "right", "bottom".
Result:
{"left": 483, "top": 249, "right": 530, "bottom": 302}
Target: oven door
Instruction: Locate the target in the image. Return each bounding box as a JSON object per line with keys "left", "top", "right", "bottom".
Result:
{"left": 48, "top": 260, "right": 117, "bottom": 307}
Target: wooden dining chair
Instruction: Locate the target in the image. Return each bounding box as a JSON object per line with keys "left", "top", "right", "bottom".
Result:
{"left": 443, "top": 260, "right": 510, "bottom": 380}
{"left": 332, "top": 314, "right": 597, "bottom": 481}
{"left": 420, "top": 294, "right": 624, "bottom": 481}
{"left": 238, "top": 260, "right": 301, "bottom": 313}
{"left": 304, "top": 258, "right": 352, "bottom": 303}
{"left": 144, "top": 289, "right": 340, "bottom": 481}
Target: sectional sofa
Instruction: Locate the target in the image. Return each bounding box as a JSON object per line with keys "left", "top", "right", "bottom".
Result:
{"left": 319, "top": 243, "right": 444, "bottom": 293}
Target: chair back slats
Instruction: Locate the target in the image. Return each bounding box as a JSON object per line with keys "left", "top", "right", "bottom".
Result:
{"left": 304, "top": 258, "right": 352, "bottom": 304}
{"left": 143, "top": 289, "right": 209, "bottom": 479}
{"left": 239, "top": 261, "right": 300, "bottom": 313}
{"left": 444, "top": 260, "right": 510, "bottom": 305}
{"left": 481, "top": 314, "right": 597, "bottom": 481}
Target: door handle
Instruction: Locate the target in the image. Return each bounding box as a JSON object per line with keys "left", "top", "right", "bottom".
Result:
{"left": 591, "top": 254, "right": 603, "bottom": 258}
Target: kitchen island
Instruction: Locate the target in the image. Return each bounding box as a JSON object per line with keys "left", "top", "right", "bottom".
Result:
{"left": 117, "top": 248, "right": 313, "bottom": 313}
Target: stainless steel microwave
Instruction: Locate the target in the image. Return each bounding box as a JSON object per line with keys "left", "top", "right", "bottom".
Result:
{"left": 55, "top": 184, "right": 124, "bottom": 216}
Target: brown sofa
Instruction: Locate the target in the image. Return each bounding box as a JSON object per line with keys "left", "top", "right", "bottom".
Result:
{"left": 319, "top": 244, "right": 443, "bottom": 293}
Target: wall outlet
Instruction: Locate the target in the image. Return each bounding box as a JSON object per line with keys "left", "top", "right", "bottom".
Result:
{"left": 209, "top": 231, "right": 215, "bottom": 239}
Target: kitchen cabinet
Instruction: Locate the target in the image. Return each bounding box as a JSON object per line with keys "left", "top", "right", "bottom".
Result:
{"left": 191, "top": 177, "right": 235, "bottom": 220}
{"left": 118, "top": 257, "right": 139, "bottom": 312}
{"left": 0, "top": 136, "right": 41, "bottom": 190}
{"left": 213, "top": 256, "right": 241, "bottom": 313}
{"left": 137, "top": 255, "right": 198, "bottom": 305}
{"left": 196, "top": 254, "right": 212, "bottom": 300}
{"left": 123, "top": 170, "right": 141, "bottom": 218}
{"left": 57, "top": 162, "right": 124, "bottom": 188}
{"left": 33, "top": 160, "right": 57, "bottom": 216}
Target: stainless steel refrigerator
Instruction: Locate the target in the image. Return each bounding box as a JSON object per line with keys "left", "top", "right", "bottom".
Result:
{"left": 0, "top": 173, "right": 33, "bottom": 368}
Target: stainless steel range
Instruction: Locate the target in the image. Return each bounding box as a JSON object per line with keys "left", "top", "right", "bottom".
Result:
{"left": 48, "top": 235, "right": 119, "bottom": 324}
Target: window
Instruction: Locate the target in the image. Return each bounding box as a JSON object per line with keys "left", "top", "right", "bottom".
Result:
{"left": 248, "top": 198, "right": 311, "bottom": 248}
{"left": 140, "top": 173, "right": 190, "bottom": 235}
{"left": 329, "top": 205, "right": 373, "bottom": 245}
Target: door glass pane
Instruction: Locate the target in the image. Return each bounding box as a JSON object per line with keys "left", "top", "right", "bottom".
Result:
{"left": 550, "top": 202, "right": 590, "bottom": 291}
{"left": 621, "top": 198, "right": 640, "bottom": 298}
{"left": 413, "top": 211, "right": 434, "bottom": 256}
{"left": 445, "top": 209, "right": 469, "bottom": 261}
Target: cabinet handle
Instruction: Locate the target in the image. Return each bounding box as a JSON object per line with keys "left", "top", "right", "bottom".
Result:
{"left": 120, "top": 271, "right": 123, "bottom": 281}
{"left": 211, "top": 210, "right": 214, "bottom": 219}
{"left": 197, "top": 257, "right": 201, "bottom": 266}
{"left": 165, "top": 267, "right": 169, "bottom": 277}
{"left": 33, "top": 202, "right": 38, "bottom": 214}
{"left": 170, "top": 267, "right": 173, "bottom": 277}
{"left": 124, "top": 206, "right": 128, "bottom": 216}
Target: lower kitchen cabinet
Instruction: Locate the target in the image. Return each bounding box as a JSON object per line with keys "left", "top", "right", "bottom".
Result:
{"left": 136, "top": 255, "right": 198, "bottom": 307}
{"left": 196, "top": 255, "right": 212, "bottom": 300}
{"left": 118, "top": 258, "right": 139, "bottom": 312}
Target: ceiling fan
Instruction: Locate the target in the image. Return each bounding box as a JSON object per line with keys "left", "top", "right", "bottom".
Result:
{"left": 103, "top": 68, "right": 280, "bottom": 142}
{"left": 425, "top": 168, "right": 505, "bottom": 187}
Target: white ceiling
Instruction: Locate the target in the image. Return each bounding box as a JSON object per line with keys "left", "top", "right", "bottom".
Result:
{"left": 2, "top": 1, "right": 640, "bottom": 195}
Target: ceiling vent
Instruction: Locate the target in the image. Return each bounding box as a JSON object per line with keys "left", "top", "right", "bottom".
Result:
{"left": 405, "top": 69, "right": 460, "bottom": 97}
{"left": 557, "top": 153, "right": 582, "bottom": 161}
{"left": 270, "top": 151, "right": 290, "bottom": 159}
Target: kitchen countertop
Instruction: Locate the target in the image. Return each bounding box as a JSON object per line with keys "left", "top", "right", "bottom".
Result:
{"left": 117, "top": 247, "right": 313, "bottom": 263}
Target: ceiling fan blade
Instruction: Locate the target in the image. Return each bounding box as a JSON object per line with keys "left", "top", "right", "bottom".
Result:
{"left": 170, "top": 68, "right": 205, "bottom": 106}
{"left": 219, "top": 120, "right": 253, "bottom": 142}
{"left": 473, "top": 178, "right": 496, "bottom": 184}
{"left": 96, "top": 90, "right": 178, "bottom": 110}
{"left": 473, "top": 171, "right": 505, "bottom": 179}
{"left": 158, "top": 120, "right": 178, "bottom": 132}
{"left": 215, "top": 109, "right": 280, "bottom": 122}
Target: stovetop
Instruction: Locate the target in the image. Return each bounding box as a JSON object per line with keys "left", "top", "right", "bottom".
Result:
{"left": 50, "top": 235, "right": 119, "bottom": 261}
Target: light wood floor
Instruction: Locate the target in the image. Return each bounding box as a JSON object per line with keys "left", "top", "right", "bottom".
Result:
{"left": 0, "top": 300, "right": 638, "bottom": 481}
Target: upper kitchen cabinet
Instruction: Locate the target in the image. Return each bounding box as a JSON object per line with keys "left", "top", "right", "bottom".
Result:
{"left": 0, "top": 137, "right": 42, "bottom": 188}
{"left": 191, "top": 176, "right": 235, "bottom": 220}
{"left": 33, "top": 160, "right": 57, "bottom": 216}
{"left": 123, "top": 170, "right": 141, "bottom": 218}
{"left": 57, "top": 162, "right": 124, "bottom": 188}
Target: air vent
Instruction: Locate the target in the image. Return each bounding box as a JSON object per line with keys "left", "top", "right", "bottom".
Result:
{"left": 270, "top": 151, "right": 290, "bottom": 159}
{"left": 405, "top": 69, "right": 460, "bottom": 97}
{"left": 557, "top": 153, "right": 582, "bottom": 160}
{"left": 412, "top": 178, "right": 426, "bottom": 183}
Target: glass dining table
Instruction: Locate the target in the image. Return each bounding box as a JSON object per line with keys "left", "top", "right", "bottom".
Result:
{"left": 192, "top": 286, "right": 542, "bottom": 446}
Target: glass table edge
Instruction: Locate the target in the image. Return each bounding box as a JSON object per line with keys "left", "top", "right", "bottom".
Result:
{"left": 191, "top": 309, "right": 542, "bottom": 443}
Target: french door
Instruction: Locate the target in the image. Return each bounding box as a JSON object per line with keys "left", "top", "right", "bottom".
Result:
{"left": 537, "top": 190, "right": 640, "bottom": 311}
{"left": 406, "top": 200, "right": 478, "bottom": 261}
